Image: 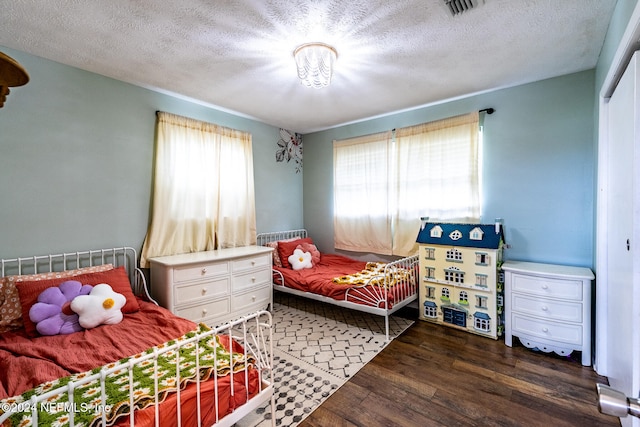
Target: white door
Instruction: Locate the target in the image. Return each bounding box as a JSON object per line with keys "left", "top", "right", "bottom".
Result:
{"left": 604, "top": 50, "right": 640, "bottom": 427}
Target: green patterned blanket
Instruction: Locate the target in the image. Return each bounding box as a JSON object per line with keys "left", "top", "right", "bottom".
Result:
{"left": 0, "top": 324, "right": 256, "bottom": 427}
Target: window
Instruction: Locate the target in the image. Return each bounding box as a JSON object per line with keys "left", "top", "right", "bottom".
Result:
{"left": 424, "top": 247, "right": 436, "bottom": 259}
{"left": 475, "top": 295, "right": 488, "bottom": 309}
{"left": 459, "top": 290, "right": 469, "bottom": 305}
{"left": 474, "top": 315, "right": 491, "bottom": 332}
{"left": 425, "top": 266, "right": 436, "bottom": 279}
{"left": 425, "top": 285, "right": 436, "bottom": 299}
{"left": 445, "top": 267, "right": 465, "bottom": 283}
{"left": 476, "top": 274, "right": 488, "bottom": 287}
{"left": 476, "top": 252, "right": 489, "bottom": 265}
{"left": 441, "top": 287, "right": 450, "bottom": 301}
{"left": 141, "top": 112, "right": 256, "bottom": 266}
{"left": 470, "top": 227, "right": 484, "bottom": 241}
{"left": 423, "top": 301, "right": 438, "bottom": 318}
{"left": 446, "top": 248, "right": 463, "bottom": 262}
{"left": 333, "top": 112, "right": 480, "bottom": 256}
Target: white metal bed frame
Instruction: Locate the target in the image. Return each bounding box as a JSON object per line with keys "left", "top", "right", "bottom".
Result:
{"left": 0, "top": 247, "right": 275, "bottom": 427}
{"left": 257, "top": 229, "right": 418, "bottom": 341}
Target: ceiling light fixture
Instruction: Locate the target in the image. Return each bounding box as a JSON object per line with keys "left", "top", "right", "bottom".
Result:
{"left": 293, "top": 42, "right": 337, "bottom": 89}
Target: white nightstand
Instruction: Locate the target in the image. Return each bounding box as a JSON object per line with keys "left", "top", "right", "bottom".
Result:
{"left": 150, "top": 246, "right": 273, "bottom": 327}
{"left": 502, "top": 261, "right": 594, "bottom": 366}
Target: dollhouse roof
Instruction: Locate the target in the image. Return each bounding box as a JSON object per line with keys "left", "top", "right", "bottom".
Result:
{"left": 416, "top": 222, "right": 503, "bottom": 249}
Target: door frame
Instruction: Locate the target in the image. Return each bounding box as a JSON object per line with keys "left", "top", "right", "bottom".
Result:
{"left": 596, "top": 2, "right": 640, "bottom": 376}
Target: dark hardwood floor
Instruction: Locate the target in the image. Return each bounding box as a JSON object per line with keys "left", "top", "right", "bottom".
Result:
{"left": 300, "top": 309, "right": 620, "bottom": 427}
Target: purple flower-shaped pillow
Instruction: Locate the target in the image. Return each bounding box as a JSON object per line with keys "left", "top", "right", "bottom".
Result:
{"left": 29, "top": 280, "right": 93, "bottom": 336}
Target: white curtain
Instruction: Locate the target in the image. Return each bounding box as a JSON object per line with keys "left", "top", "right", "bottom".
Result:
{"left": 140, "top": 112, "right": 256, "bottom": 267}
{"left": 333, "top": 131, "right": 393, "bottom": 255}
{"left": 393, "top": 112, "right": 480, "bottom": 255}
{"left": 333, "top": 112, "right": 480, "bottom": 257}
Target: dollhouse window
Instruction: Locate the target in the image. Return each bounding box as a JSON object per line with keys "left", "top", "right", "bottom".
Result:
{"left": 446, "top": 248, "right": 463, "bottom": 262}
{"left": 425, "top": 285, "right": 436, "bottom": 299}
{"left": 430, "top": 226, "right": 443, "bottom": 238}
{"left": 449, "top": 230, "right": 462, "bottom": 240}
{"left": 475, "top": 252, "right": 489, "bottom": 265}
{"left": 423, "top": 301, "right": 438, "bottom": 318}
{"left": 424, "top": 247, "right": 436, "bottom": 259}
{"left": 425, "top": 267, "right": 435, "bottom": 279}
{"left": 476, "top": 295, "right": 488, "bottom": 309}
{"left": 441, "top": 287, "right": 450, "bottom": 301}
{"left": 445, "top": 267, "right": 464, "bottom": 283}
{"left": 474, "top": 315, "right": 491, "bottom": 332}
{"left": 476, "top": 274, "right": 488, "bottom": 287}
{"left": 459, "top": 291, "right": 469, "bottom": 305}
{"left": 470, "top": 227, "right": 484, "bottom": 241}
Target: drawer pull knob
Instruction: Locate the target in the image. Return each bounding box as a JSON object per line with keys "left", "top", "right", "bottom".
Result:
{"left": 252, "top": 276, "right": 256, "bottom": 282}
{"left": 201, "top": 268, "right": 207, "bottom": 275}
{"left": 202, "top": 309, "right": 208, "bottom": 315}
{"left": 541, "top": 284, "right": 548, "bottom": 290}
{"left": 541, "top": 306, "right": 548, "bottom": 311}
{"left": 202, "top": 288, "right": 208, "bottom": 295}
{"left": 252, "top": 295, "right": 256, "bottom": 301}
{"left": 542, "top": 327, "right": 549, "bottom": 333}
{"left": 251, "top": 261, "right": 256, "bottom": 265}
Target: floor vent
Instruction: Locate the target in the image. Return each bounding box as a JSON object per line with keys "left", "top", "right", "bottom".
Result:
{"left": 444, "top": 0, "right": 475, "bottom": 16}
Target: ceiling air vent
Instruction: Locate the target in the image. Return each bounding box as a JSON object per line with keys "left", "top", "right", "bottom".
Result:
{"left": 444, "top": 0, "right": 475, "bottom": 16}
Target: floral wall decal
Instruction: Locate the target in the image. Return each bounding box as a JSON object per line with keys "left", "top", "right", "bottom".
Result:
{"left": 276, "top": 128, "right": 303, "bottom": 173}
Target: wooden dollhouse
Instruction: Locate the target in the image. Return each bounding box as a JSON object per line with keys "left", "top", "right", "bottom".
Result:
{"left": 416, "top": 220, "right": 505, "bottom": 339}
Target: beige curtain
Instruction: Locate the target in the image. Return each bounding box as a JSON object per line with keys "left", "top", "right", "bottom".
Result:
{"left": 333, "top": 112, "right": 480, "bottom": 257}
{"left": 333, "top": 131, "right": 393, "bottom": 255}
{"left": 140, "top": 112, "right": 256, "bottom": 267}
{"left": 393, "top": 112, "right": 480, "bottom": 255}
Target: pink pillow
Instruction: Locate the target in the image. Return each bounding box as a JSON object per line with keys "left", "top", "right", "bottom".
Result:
{"left": 296, "top": 242, "right": 320, "bottom": 265}
{"left": 277, "top": 237, "right": 314, "bottom": 269}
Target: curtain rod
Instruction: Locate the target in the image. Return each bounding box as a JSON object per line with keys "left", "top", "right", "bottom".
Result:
{"left": 479, "top": 108, "right": 495, "bottom": 114}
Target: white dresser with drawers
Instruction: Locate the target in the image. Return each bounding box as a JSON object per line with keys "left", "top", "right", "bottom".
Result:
{"left": 150, "top": 246, "right": 273, "bottom": 327}
{"left": 502, "top": 261, "right": 594, "bottom": 366}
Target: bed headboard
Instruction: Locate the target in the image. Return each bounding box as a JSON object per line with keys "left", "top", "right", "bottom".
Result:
{"left": 0, "top": 247, "right": 153, "bottom": 301}
{"left": 256, "top": 229, "right": 307, "bottom": 246}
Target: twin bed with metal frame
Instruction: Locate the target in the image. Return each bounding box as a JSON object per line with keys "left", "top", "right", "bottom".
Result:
{"left": 257, "top": 229, "right": 419, "bottom": 341}
{"left": 0, "top": 247, "right": 274, "bottom": 427}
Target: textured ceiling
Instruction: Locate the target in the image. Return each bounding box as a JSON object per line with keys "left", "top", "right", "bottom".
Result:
{"left": 0, "top": 0, "right": 617, "bottom": 133}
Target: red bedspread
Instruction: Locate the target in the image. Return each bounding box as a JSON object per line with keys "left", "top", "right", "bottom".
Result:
{"left": 274, "top": 253, "right": 413, "bottom": 308}
{"left": 0, "top": 300, "right": 196, "bottom": 400}
{"left": 0, "top": 300, "right": 261, "bottom": 427}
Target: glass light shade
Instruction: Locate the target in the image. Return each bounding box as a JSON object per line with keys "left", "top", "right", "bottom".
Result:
{"left": 293, "top": 42, "right": 337, "bottom": 89}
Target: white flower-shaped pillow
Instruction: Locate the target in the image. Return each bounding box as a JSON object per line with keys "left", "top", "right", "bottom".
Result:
{"left": 70, "top": 283, "right": 126, "bottom": 329}
{"left": 288, "top": 248, "right": 313, "bottom": 270}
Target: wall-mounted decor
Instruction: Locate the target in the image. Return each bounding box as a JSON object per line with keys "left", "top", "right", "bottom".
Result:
{"left": 0, "top": 51, "right": 29, "bottom": 108}
{"left": 276, "top": 128, "right": 303, "bottom": 173}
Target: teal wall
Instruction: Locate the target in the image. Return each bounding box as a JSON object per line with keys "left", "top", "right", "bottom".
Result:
{"left": 0, "top": 47, "right": 303, "bottom": 260}
{"left": 0, "top": 39, "right": 608, "bottom": 269}
{"left": 304, "top": 71, "right": 596, "bottom": 268}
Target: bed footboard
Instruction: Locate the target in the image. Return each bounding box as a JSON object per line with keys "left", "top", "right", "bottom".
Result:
{"left": 0, "top": 311, "right": 275, "bottom": 427}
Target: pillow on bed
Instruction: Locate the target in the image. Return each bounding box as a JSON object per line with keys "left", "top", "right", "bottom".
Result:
{"left": 16, "top": 266, "right": 139, "bottom": 337}
{"left": 288, "top": 249, "right": 313, "bottom": 270}
{"left": 277, "top": 237, "right": 314, "bottom": 269}
{"left": 29, "top": 280, "right": 93, "bottom": 336}
{"left": 0, "top": 264, "right": 113, "bottom": 334}
{"left": 266, "top": 237, "right": 301, "bottom": 267}
{"left": 296, "top": 242, "right": 320, "bottom": 265}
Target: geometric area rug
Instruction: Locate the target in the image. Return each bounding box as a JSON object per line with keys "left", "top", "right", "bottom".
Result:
{"left": 236, "top": 292, "right": 414, "bottom": 427}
